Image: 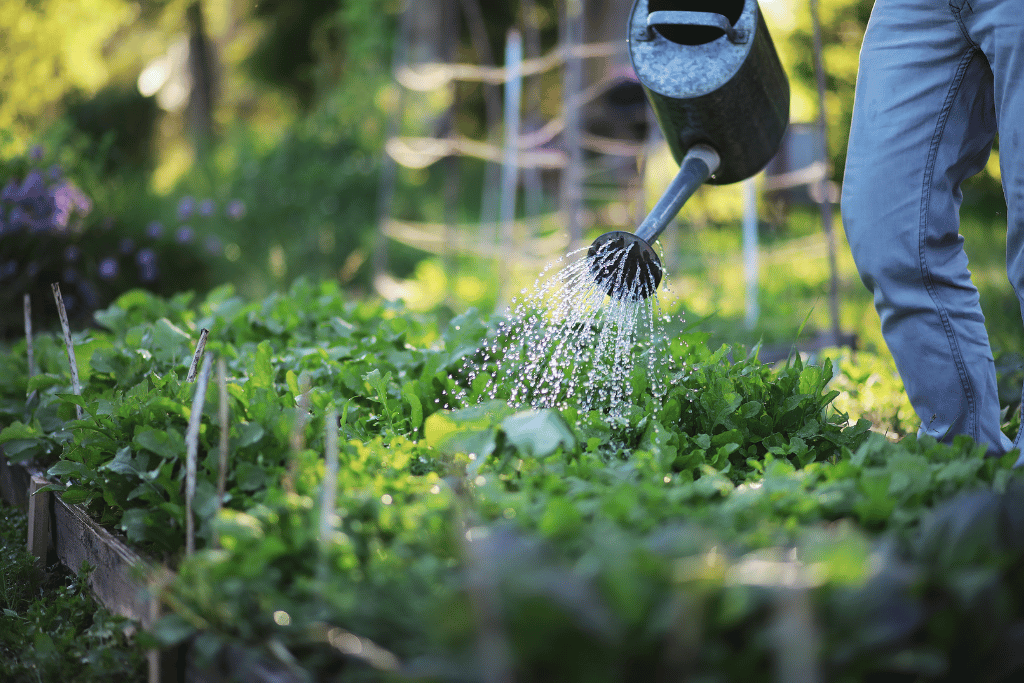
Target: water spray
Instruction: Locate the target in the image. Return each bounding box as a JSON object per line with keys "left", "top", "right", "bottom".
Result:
{"left": 587, "top": 0, "right": 790, "bottom": 301}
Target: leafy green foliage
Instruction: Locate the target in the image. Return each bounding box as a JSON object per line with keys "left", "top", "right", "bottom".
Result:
{"left": 2, "top": 282, "right": 1023, "bottom": 680}
{"left": 0, "top": 505, "right": 144, "bottom": 681}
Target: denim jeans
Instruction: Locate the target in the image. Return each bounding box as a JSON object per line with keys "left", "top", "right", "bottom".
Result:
{"left": 841, "top": 0, "right": 1023, "bottom": 459}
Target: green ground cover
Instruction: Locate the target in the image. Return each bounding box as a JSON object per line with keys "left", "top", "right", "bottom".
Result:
{"left": 2, "top": 281, "right": 1023, "bottom": 681}
{"left": 0, "top": 504, "right": 145, "bottom": 681}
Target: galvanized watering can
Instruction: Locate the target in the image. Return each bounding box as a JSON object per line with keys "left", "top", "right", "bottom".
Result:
{"left": 589, "top": 0, "right": 789, "bottom": 299}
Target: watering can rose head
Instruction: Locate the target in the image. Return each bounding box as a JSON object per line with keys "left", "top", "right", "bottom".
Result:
{"left": 587, "top": 230, "right": 662, "bottom": 301}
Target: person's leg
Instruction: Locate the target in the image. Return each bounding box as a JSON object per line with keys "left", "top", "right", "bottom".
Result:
{"left": 960, "top": 0, "right": 1024, "bottom": 456}
{"left": 841, "top": 0, "right": 1012, "bottom": 453}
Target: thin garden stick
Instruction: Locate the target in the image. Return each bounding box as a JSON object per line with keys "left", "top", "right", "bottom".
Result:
{"left": 148, "top": 589, "right": 161, "bottom": 683}
{"left": 24, "top": 294, "right": 36, "bottom": 403}
{"left": 186, "top": 328, "right": 210, "bottom": 382}
{"left": 185, "top": 353, "right": 213, "bottom": 556}
{"left": 284, "top": 371, "right": 311, "bottom": 493}
{"left": 50, "top": 283, "right": 82, "bottom": 419}
{"left": 216, "top": 357, "right": 229, "bottom": 501}
{"left": 214, "top": 357, "right": 229, "bottom": 550}
{"left": 446, "top": 481, "right": 514, "bottom": 683}
{"left": 318, "top": 404, "right": 340, "bottom": 583}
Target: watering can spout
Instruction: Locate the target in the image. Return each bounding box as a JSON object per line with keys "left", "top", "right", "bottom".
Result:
{"left": 588, "top": 145, "right": 719, "bottom": 300}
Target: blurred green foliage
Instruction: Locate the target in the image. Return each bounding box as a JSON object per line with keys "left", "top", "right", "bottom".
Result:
{"left": 0, "top": 506, "right": 145, "bottom": 681}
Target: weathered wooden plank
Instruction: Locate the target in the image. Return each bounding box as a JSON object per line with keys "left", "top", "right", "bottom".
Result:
{"left": 26, "top": 473, "right": 50, "bottom": 562}
{"left": 0, "top": 450, "right": 31, "bottom": 509}
{"left": 52, "top": 495, "right": 152, "bottom": 625}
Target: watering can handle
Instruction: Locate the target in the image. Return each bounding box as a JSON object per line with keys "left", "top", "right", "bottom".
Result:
{"left": 645, "top": 11, "right": 747, "bottom": 44}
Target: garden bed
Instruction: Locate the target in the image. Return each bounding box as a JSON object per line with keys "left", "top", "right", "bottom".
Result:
{"left": 2, "top": 280, "right": 1024, "bottom": 682}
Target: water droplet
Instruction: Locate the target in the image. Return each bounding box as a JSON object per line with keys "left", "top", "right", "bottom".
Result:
{"left": 451, "top": 245, "right": 677, "bottom": 419}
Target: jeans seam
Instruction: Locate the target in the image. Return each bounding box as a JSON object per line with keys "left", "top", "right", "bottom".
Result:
{"left": 949, "top": 3, "right": 977, "bottom": 47}
{"left": 1017, "top": 389, "right": 1023, "bottom": 449}
{"left": 919, "top": 48, "right": 981, "bottom": 441}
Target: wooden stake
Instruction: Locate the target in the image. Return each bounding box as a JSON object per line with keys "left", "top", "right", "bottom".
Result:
{"left": 214, "top": 357, "right": 229, "bottom": 549}
{"left": 186, "top": 328, "right": 210, "bottom": 382}
{"left": 51, "top": 283, "right": 82, "bottom": 419}
{"left": 284, "top": 372, "right": 311, "bottom": 494}
{"left": 319, "top": 405, "right": 340, "bottom": 545}
{"left": 185, "top": 354, "right": 213, "bottom": 556}
{"left": 148, "top": 589, "right": 161, "bottom": 683}
{"left": 27, "top": 473, "right": 50, "bottom": 563}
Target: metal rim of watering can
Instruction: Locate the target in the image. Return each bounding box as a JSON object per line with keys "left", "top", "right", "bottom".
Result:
{"left": 639, "top": 11, "right": 748, "bottom": 44}
{"left": 587, "top": 230, "right": 664, "bottom": 301}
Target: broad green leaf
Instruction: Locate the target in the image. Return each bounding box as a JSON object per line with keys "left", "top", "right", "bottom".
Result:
{"left": 402, "top": 382, "right": 424, "bottom": 431}
{"left": 233, "top": 421, "right": 265, "bottom": 449}
{"left": 235, "top": 462, "right": 267, "bottom": 492}
{"left": 0, "top": 421, "right": 40, "bottom": 442}
{"left": 147, "top": 318, "right": 194, "bottom": 365}
{"left": 60, "top": 486, "right": 95, "bottom": 505}
{"left": 26, "top": 373, "right": 65, "bottom": 393}
{"left": 48, "top": 460, "right": 89, "bottom": 478}
{"left": 249, "top": 341, "right": 275, "bottom": 389}
{"left": 102, "top": 446, "right": 137, "bottom": 476}
{"left": 134, "top": 427, "right": 185, "bottom": 460}
{"left": 502, "top": 409, "right": 575, "bottom": 459}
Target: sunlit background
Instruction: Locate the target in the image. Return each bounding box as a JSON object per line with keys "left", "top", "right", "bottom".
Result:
{"left": 0, "top": 0, "right": 1017, "bottom": 408}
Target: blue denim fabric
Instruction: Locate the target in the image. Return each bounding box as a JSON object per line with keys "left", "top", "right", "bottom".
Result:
{"left": 841, "top": 0, "right": 1024, "bottom": 460}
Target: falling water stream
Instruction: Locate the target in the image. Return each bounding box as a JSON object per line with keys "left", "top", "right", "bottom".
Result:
{"left": 454, "top": 240, "right": 673, "bottom": 419}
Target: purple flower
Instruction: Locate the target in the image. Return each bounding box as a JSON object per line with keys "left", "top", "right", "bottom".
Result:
{"left": 0, "top": 261, "right": 17, "bottom": 279}
{"left": 177, "top": 196, "right": 195, "bottom": 220}
{"left": 64, "top": 245, "right": 81, "bottom": 262}
{"left": 199, "top": 199, "right": 215, "bottom": 217}
{"left": 119, "top": 237, "right": 135, "bottom": 254}
{"left": 8, "top": 206, "right": 34, "bottom": 231}
{"left": 99, "top": 257, "right": 119, "bottom": 279}
{"left": 62, "top": 266, "right": 79, "bottom": 283}
{"left": 226, "top": 199, "right": 246, "bottom": 220}
{"left": 146, "top": 221, "right": 164, "bottom": 239}
{"left": 28, "top": 145, "right": 43, "bottom": 162}
{"left": 175, "top": 225, "right": 195, "bottom": 244}
{"left": 47, "top": 164, "right": 63, "bottom": 182}
{"left": 136, "top": 248, "right": 157, "bottom": 282}
{"left": 51, "top": 181, "right": 92, "bottom": 228}
{"left": 204, "top": 235, "right": 222, "bottom": 255}
{"left": 1, "top": 179, "right": 17, "bottom": 203}
{"left": 136, "top": 248, "right": 156, "bottom": 266}
{"left": 17, "top": 170, "right": 46, "bottom": 203}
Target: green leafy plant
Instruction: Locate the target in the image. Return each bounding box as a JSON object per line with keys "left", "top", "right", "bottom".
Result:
{"left": 2, "top": 281, "right": 1023, "bottom": 681}
{"left": 0, "top": 505, "right": 145, "bottom": 682}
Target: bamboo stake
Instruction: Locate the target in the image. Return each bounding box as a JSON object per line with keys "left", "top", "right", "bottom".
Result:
{"left": 147, "top": 590, "right": 161, "bottom": 683}
{"left": 284, "top": 372, "right": 311, "bottom": 494}
{"left": 318, "top": 404, "right": 340, "bottom": 583}
{"left": 497, "top": 28, "right": 523, "bottom": 309}
{"left": 214, "top": 357, "right": 229, "bottom": 549}
{"left": 186, "top": 328, "right": 210, "bottom": 382}
{"left": 24, "top": 294, "right": 36, "bottom": 403}
{"left": 185, "top": 353, "right": 213, "bottom": 556}
{"left": 51, "top": 283, "right": 82, "bottom": 419}
{"left": 560, "top": 0, "right": 585, "bottom": 255}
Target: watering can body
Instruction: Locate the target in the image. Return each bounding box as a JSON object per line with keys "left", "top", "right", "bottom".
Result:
{"left": 628, "top": 0, "right": 789, "bottom": 185}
